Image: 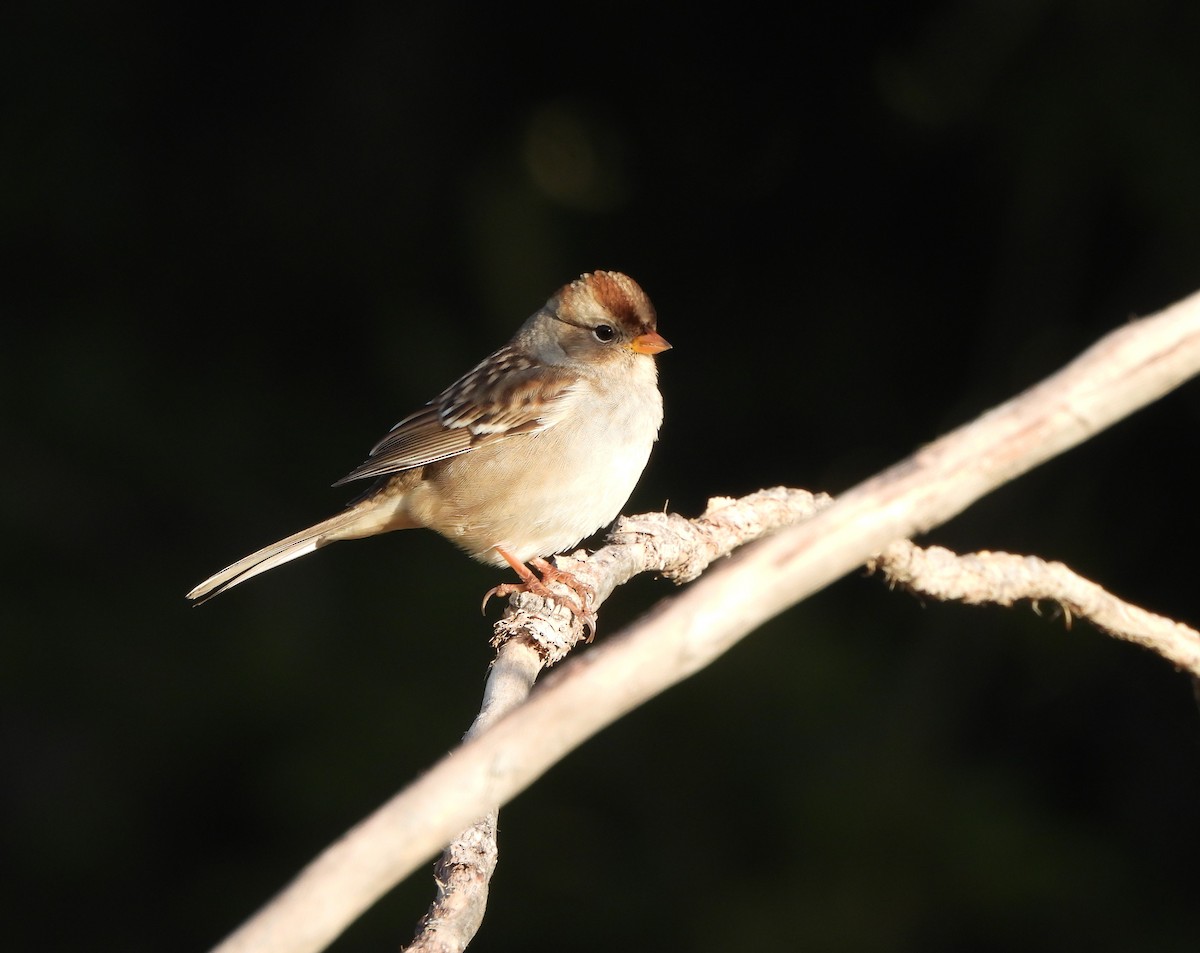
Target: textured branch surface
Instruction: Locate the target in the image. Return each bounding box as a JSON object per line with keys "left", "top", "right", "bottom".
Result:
{"left": 873, "top": 541, "right": 1200, "bottom": 672}
{"left": 209, "top": 287, "right": 1200, "bottom": 953}
{"left": 401, "top": 639, "right": 541, "bottom": 953}
{"left": 401, "top": 488, "right": 833, "bottom": 950}
{"left": 493, "top": 488, "right": 834, "bottom": 663}
{"left": 403, "top": 810, "right": 497, "bottom": 953}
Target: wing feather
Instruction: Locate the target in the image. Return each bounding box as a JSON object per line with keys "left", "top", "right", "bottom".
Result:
{"left": 333, "top": 345, "right": 580, "bottom": 485}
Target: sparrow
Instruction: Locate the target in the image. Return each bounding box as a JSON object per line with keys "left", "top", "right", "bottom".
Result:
{"left": 186, "top": 270, "right": 671, "bottom": 618}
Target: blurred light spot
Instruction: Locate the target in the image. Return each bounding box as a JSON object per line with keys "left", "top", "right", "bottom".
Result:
{"left": 522, "top": 102, "right": 627, "bottom": 212}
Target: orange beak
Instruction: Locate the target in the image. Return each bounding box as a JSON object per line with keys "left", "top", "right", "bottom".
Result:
{"left": 630, "top": 331, "right": 672, "bottom": 355}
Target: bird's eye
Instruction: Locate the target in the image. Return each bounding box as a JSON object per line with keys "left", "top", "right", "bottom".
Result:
{"left": 593, "top": 324, "right": 616, "bottom": 342}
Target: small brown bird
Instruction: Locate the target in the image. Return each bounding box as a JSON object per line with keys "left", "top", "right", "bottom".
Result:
{"left": 187, "top": 271, "right": 670, "bottom": 614}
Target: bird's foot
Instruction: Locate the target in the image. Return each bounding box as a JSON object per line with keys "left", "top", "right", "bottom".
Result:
{"left": 482, "top": 553, "right": 596, "bottom": 636}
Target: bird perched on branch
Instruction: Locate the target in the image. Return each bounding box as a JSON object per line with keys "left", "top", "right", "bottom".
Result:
{"left": 187, "top": 270, "right": 671, "bottom": 619}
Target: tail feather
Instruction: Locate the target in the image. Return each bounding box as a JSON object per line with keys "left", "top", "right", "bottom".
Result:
{"left": 187, "top": 506, "right": 384, "bottom": 604}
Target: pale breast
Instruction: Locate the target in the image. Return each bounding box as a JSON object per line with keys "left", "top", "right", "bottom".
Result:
{"left": 406, "top": 358, "right": 663, "bottom": 565}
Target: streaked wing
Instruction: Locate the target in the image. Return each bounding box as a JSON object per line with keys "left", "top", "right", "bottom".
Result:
{"left": 438, "top": 346, "right": 581, "bottom": 434}
{"left": 333, "top": 345, "right": 580, "bottom": 485}
{"left": 332, "top": 407, "right": 472, "bottom": 485}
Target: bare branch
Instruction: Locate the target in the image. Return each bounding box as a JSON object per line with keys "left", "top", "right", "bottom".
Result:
{"left": 401, "top": 489, "right": 835, "bottom": 950}
{"left": 873, "top": 541, "right": 1200, "bottom": 673}
{"left": 403, "top": 811, "right": 496, "bottom": 953}
{"left": 208, "top": 287, "right": 1200, "bottom": 953}
{"left": 492, "top": 488, "right": 834, "bottom": 663}
{"left": 401, "top": 638, "right": 540, "bottom": 953}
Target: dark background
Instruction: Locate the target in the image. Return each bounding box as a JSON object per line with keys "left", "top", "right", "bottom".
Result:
{"left": 5, "top": 2, "right": 1200, "bottom": 951}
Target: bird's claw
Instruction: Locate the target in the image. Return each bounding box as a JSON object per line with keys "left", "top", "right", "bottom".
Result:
{"left": 481, "top": 556, "right": 596, "bottom": 637}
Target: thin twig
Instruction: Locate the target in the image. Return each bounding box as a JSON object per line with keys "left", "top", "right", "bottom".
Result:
{"left": 402, "top": 639, "right": 542, "bottom": 953}
{"left": 873, "top": 541, "right": 1200, "bottom": 672}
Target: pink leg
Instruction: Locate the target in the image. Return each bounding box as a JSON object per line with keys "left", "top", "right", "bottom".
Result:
{"left": 481, "top": 548, "right": 596, "bottom": 622}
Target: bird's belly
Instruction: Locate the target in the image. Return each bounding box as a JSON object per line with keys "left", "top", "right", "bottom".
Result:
{"left": 415, "top": 397, "right": 660, "bottom": 565}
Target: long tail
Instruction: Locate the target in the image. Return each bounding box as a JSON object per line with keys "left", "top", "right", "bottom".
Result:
{"left": 187, "top": 500, "right": 410, "bottom": 604}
